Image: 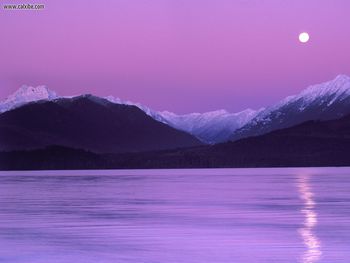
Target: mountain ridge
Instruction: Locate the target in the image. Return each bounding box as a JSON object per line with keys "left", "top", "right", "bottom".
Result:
{"left": 0, "top": 96, "right": 202, "bottom": 153}
{"left": 0, "top": 85, "right": 260, "bottom": 143}
{"left": 1, "top": 74, "right": 350, "bottom": 144}
{"left": 230, "top": 74, "right": 350, "bottom": 141}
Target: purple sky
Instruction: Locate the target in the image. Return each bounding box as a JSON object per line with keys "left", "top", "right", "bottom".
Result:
{"left": 1, "top": 0, "right": 350, "bottom": 113}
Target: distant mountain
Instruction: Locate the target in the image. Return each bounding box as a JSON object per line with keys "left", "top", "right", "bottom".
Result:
{"left": 0, "top": 95, "right": 202, "bottom": 153}
{"left": 156, "top": 109, "right": 260, "bottom": 143}
{"left": 0, "top": 86, "right": 260, "bottom": 144}
{"left": 3, "top": 113, "right": 350, "bottom": 170}
{"left": 142, "top": 113, "right": 350, "bottom": 168}
{"left": 231, "top": 75, "right": 350, "bottom": 141}
{"left": 105, "top": 96, "right": 260, "bottom": 143}
{"left": 2, "top": 74, "right": 350, "bottom": 146}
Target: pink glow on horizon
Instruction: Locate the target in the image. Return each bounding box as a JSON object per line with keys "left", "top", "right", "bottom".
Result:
{"left": 1, "top": 0, "right": 350, "bottom": 113}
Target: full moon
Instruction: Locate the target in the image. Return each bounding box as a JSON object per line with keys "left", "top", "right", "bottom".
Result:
{"left": 299, "top": 32, "right": 310, "bottom": 43}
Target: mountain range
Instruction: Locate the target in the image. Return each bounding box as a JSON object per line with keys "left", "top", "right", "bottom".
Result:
{"left": 2, "top": 113, "right": 350, "bottom": 170}
{"left": 0, "top": 95, "right": 202, "bottom": 153}
{"left": 2, "top": 75, "right": 350, "bottom": 145}
{"left": 231, "top": 74, "right": 350, "bottom": 141}
{"left": 154, "top": 109, "right": 261, "bottom": 143}
{"left": 1, "top": 74, "right": 350, "bottom": 168}
{"left": 0, "top": 85, "right": 260, "bottom": 144}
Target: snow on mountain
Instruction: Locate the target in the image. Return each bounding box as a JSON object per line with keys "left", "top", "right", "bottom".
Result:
{"left": 231, "top": 74, "right": 350, "bottom": 141}
{"left": 157, "top": 108, "right": 260, "bottom": 143}
{"left": 105, "top": 96, "right": 167, "bottom": 123}
{"left": 0, "top": 85, "right": 58, "bottom": 113}
{"left": 106, "top": 96, "right": 260, "bottom": 143}
{"left": 1, "top": 86, "right": 257, "bottom": 144}
{"left": 4, "top": 74, "right": 350, "bottom": 144}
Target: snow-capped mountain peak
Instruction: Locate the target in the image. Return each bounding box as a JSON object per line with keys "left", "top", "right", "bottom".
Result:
{"left": 8, "top": 85, "right": 57, "bottom": 102}
{"left": 252, "top": 75, "right": 350, "bottom": 121}
{"left": 297, "top": 74, "right": 350, "bottom": 102}
{"left": 0, "top": 85, "right": 58, "bottom": 113}
{"left": 231, "top": 74, "right": 350, "bottom": 141}
{"left": 334, "top": 74, "right": 350, "bottom": 83}
{"left": 158, "top": 108, "right": 260, "bottom": 143}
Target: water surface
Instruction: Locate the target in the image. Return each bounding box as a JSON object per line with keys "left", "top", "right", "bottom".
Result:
{"left": 1, "top": 168, "right": 350, "bottom": 263}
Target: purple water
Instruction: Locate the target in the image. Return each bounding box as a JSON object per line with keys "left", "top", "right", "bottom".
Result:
{"left": 0, "top": 168, "right": 350, "bottom": 263}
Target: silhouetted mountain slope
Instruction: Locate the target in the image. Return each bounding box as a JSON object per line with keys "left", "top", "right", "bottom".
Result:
{"left": 2, "top": 114, "right": 350, "bottom": 170}
{"left": 0, "top": 95, "right": 202, "bottom": 153}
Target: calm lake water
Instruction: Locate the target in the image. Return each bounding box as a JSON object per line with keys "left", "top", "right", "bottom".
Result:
{"left": 0, "top": 168, "right": 350, "bottom": 263}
